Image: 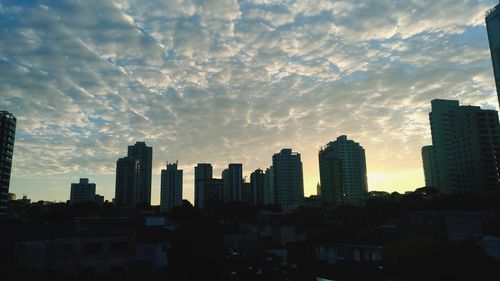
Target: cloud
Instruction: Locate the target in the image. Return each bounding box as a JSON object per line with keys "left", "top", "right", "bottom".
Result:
{"left": 0, "top": 0, "right": 498, "bottom": 203}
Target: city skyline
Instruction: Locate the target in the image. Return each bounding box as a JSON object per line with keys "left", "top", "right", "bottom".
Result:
{"left": 1, "top": 0, "right": 499, "bottom": 204}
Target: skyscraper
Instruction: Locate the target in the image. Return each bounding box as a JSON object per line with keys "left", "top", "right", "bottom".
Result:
{"left": 429, "top": 99, "right": 500, "bottom": 194}
{"left": 0, "top": 111, "right": 16, "bottom": 216}
{"left": 251, "top": 169, "right": 265, "bottom": 204}
{"left": 242, "top": 182, "right": 253, "bottom": 204}
{"left": 222, "top": 163, "right": 242, "bottom": 202}
{"left": 127, "top": 142, "right": 153, "bottom": 206}
{"left": 263, "top": 167, "right": 274, "bottom": 205}
{"left": 115, "top": 157, "right": 139, "bottom": 208}
{"left": 197, "top": 178, "right": 223, "bottom": 209}
{"left": 272, "top": 149, "right": 304, "bottom": 210}
{"left": 160, "top": 161, "right": 183, "bottom": 212}
{"left": 70, "top": 178, "right": 96, "bottom": 205}
{"left": 486, "top": 2, "right": 500, "bottom": 106}
{"left": 194, "top": 163, "right": 213, "bottom": 208}
{"left": 421, "top": 145, "right": 438, "bottom": 188}
{"left": 319, "top": 136, "right": 368, "bottom": 207}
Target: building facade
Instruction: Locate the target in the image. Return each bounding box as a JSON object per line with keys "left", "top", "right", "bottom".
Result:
{"left": 115, "top": 157, "right": 139, "bottom": 208}
{"left": 429, "top": 99, "right": 500, "bottom": 194}
{"left": 194, "top": 163, "right": 213, "bottom": 208}
{"left": 0, "top": 111, "right": 16, "bottom": 215}
{"left": 222, "top": 163, "right": 243, "bottom": 202}
{"left": 251, "top": 169, "right": 265, "bottom": 204}
{"left": 272, "top": 149, "right": 304, "bottom": 210}
{"left": 160, "top": 162, "right": 183, "bottom": 212}
{"left": 421, "top": 145, "right": 438, "bottom": 188}
{"left": 263, "top": 166, "right": 274, "bottom": 204}
{"left": 197, "top": 178, "right": 223, "bottom": 209}
{"left": 486, "top": 2, "right": 500, "bottom": 106}
{"left": 319, "top": 136, "right": 368, "bottom": 207}
{"left": 127, "top": 142, "right": 153, "bottom": 207}
{"left": 70, "top": 178, "right": 96, "bottom": 205}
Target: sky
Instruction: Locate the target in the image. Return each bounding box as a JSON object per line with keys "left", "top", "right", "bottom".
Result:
{"left": 1, "top": 0, "right": 499, "bottom": 205}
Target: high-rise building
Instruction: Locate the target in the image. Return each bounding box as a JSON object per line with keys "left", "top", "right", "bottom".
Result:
{"left": 115, "top": 157, "right": 139, "bottom": 208}
{"left": 222, "top": 163, "right": 243, "bottom": 202}
{"left": 429, "top": 99, "right": 500, "bottom": 194}
{"left": 70, "top": 178, "right": 96, "bottom": 205}
{"left": 486, "top": 2, "right": 500, "bottom": 106}
{"left": 263, "top": 167, "right": 274, "bottom": 205}
{"left": 160, "top": 161, "right": 183, "bottom": 212}
{"left": 0, "top": 111, "right": 16, "bottom": 216}
{"left": 421, "top": 145, "right": 438, "bottom": 188}
{"left": 319, "top": 136, "right": 368, "bottom": 207}
{"left": 197, "top": 178, "right": 223, "bottom": 209}
{"left": 242, "top": 182, "right": 253, "bottom": 204}
{"left": 251, "top": 169, "right": 265, "bottom": 204}
{"left": 272, "top": 149, "right": 304, "bottom": 210}
{"left": 127, "top": 142, "right": 152, "bottom": 206}
{"left": 194, "top": 163, "right": 213, "bottom": 208}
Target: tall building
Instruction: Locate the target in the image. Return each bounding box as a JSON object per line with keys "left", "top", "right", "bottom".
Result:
{"left": 70, "top": 178, "right": 96, "bottom": 205}
{"left": 486, "top": 2, "right": 500, "bottom": 106}
{"left": 429, "top": 99, "right": 500, "bottom": 194}
{"left": 319, "top": 136, "right": 368, "bottom": 207}
{"left": 272, "top": 149, "right": 304, "bottom": 210}
{"left": 194, "top": 163, "right": 213, "bottom": 208}
{"left": 222, "top": 163, "right": 243, "bottom": 202}
{"left": 160, "top": 161, "right": 183, "bottom": 212}
{"left": 242, "top": 182, "right": 253, "bottom": 204}
{"left": 197, "top": 178, "right": 223, "bottom": 209}
{"left": 127, "top": 142, "right": 152, "bottom": 206}
{"left": 115, "top": 157, "right": 139, "bottom": 208}
{"left": 0, "top": 111, "right": 16, "bottom": 216}
{"left": 251, "top": 169, "right": 265, "bottom": 204}
{"left": 421, "top": 145, "right": 438, "bottom": 188}
{"left": 263, "top": 166, "right": 274, "bottom": 204}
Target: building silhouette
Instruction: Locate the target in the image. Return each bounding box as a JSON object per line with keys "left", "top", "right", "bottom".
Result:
{"left": 272, "top": 149, "right": 304, "bottom": 210}
{"left": 197, "top": 178, "right": 223, "bottom": 209}
{"left": 127, "top": 142, "right": 153, "bottom": 206}
{"left": 242, "top": 182, "right": 253, "bottom": 204}
{"left": 70, "top": 178, "right": 96, "bottom": 205}
{"left": 429, "top": 99, "right": 500, "bottom": 194}
{"left": 486, "top": 2, "right": 500, "bottom": 106}
{"left": 115, "top": 157, "right": 139, "bottom": 208}
{"left": 160, "top": 161, "right": 183, "bottom": 212}
{"left": 0, "top": 111, "right": 16, "bottom": 215}
{"left": 251, "top": 169, "right": 265, "bottom": 204}
{"left": 263, "top": 167, "right": 274, "bottom": 205}
{"left": 194, "top": 163, "right": 213, "bottom": 208}
{"left": 319, "top": 136, "right": 368, "bottom": 207}
{"left": 222, "top": 163, "right": 243, "bottom": 202}
{"left": 421, "top": 145, "right": 438, "bottom": 188}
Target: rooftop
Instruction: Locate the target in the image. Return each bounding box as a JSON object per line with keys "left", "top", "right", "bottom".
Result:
{"left": 486, "top": 2, "right": 499, "bottom": 18}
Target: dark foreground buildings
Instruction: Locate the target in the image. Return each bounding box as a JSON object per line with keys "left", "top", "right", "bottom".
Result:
{"left": 0, "top": 111, "right": 16, "bottom": 216}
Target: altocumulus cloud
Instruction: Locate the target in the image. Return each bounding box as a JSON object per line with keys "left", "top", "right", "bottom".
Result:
{"left": 0, "top": 0, "right": 497, "bottom": 203}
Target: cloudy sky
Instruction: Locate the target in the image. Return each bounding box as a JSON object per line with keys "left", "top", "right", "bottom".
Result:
{"left": 1, "top": 0, "right": 498, "bottom": 204}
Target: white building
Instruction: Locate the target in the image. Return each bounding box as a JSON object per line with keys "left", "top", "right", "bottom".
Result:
{"left": 272, "top": 149, "right": 304, "bottom": 210}
{"left": 429, "top": 99, "right": 500, "bottom": 194}
{"left": 319, "top": 136, "right": 368, "bottom": 207}
{"left": 70, "top": 178, "right": 96, "bottom": 205}
{"left": 160, "top": 162, "right": 183, "bottom": 212}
